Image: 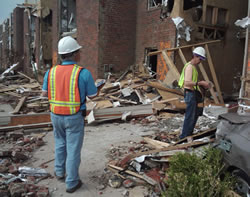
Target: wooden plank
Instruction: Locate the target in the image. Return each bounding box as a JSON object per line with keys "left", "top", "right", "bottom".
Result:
{"left": 148, "top": 40, "right": 221, "bottom": 56}
{"left": 156, "top": 97, "right": 179, "bottom": 104}
{"left": 4, "top": 91, "right": 22, "bottom": 98}
{"left": 205, "top": 44, "right": 224, "bottom": 104}
{"left": 17, "top": 72, "right": 35, "bottom": 82}
{"left": 2, "top": 113, "right": 51, "bottom": 127}
{"left": 174, "top": 127, "right": 216, "bottom": 145}
{"left": 11, "top": 97, "right": 27, "bottom": 114}
{"left": 0, "top": 122, "right": 52, "bottom": 132}
{"left": 107, "top": 164, "right": 157, "bottom": 185}
{"left": 161, "top": 50, "right": 180, "bottom": 80}
{"left": 108, "top": 95, "right": 138, "bottom": 105}
{"left": 0, "top": 87, "right": 16, "bottom": 93}
{"left": 147, "top": 81, "right": 184, "bottom": 96}
{"left": 131, "top": 139, "right": 215, "bottom": 160}
{"left": 178, "top": 48, "right": 187, "bottom": 65}
{"left": 143, "top": 137, "right": 170, "bottom": 149}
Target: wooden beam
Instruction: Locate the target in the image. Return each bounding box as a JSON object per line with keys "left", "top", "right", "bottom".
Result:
{"left": 0, "top": 122, "right": 52, "bottom": 132}
{"left": 147, "top": 81, "right": 184, "bottom": 96}
{"left": 205, "top": 44, "right": 224, "bottom": 104}
{"left": 148, "top": 40, "right": 221, "bottom": 56}
{"left": 11, "top": 97, "right": 27, "bottom": 114}
{"left": 107, "top": 164, "right": 157, "bottom": 185}
{"left": 178, "top": 48, "right": 187, "bottom": 65}
{"left": 161, "top": 51, "right": 180, "bottom": 85}
{"left": 143, "top": 137, "right": 170, "bottom": 149}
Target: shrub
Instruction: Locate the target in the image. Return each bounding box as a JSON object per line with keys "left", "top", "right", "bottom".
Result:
{"left": 163, "top": 147, "right": 234, "bottom": 197}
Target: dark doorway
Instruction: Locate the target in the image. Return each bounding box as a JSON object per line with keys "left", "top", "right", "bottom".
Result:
{"left": 145, "top": 48, "right": 158, "bottom": 78}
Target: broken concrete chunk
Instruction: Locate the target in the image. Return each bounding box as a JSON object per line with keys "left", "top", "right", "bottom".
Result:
{"left": 9, "top": 183, "right": 27, "bottom": 197}
{"left": 108, "top": 175, "right": 122, "bottom": 188}
{"left": 123, "top": 179, "right": 135, "bottom": 188}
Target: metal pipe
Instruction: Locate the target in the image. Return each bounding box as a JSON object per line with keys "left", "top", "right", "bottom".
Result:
{"left": 239, "top": 0, "right": 250, "bottom": 98}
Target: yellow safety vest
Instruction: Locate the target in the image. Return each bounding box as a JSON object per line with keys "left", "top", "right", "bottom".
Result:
{"left": 178, "top": 62, "right": 198, "bottom": 90}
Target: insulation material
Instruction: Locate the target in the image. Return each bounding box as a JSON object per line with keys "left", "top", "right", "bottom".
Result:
{"left": 171, "top": 17, "right": 191, "bottom": 46}
{"left": 235, "top": 17, "right": 250, "bottom": 28}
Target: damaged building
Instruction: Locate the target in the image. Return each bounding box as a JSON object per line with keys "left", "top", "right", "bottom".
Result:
{"left": 0, "top": 0, "right": 249, "bottom": 101}
{"left": 0, "top": 0, "right": 250, "bottom": 196}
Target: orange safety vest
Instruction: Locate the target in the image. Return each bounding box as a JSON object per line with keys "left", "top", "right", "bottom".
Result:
{"left": 48, "top": 64, "right": 83, "bottom": 115}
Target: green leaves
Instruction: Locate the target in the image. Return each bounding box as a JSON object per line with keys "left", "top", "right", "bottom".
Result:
{"left": 164, "top": 147, "right": 234, "bottom": 197}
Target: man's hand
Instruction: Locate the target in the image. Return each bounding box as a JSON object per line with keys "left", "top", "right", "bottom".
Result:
{"left": 198, "top": 80, "right": 212, "bottom": 89}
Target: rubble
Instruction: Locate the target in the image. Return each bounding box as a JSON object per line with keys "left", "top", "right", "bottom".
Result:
{"left": 0, "top": 127, "right": 51, "bottom": 196}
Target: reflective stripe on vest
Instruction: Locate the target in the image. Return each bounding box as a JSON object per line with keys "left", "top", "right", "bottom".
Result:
{"left": 48, "top": 64, "right": 82, "bottom": 115}
{"left": 178, "top": 62, "right": 198, "bottom": 90}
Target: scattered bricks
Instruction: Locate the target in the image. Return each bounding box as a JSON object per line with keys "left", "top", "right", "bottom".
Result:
{"left": 16, "top": 140, "right": 25, "bottom": 146}
{"left": 36, "top": 187, "right": 49, "bottom": 197}
{"left": 0, "top": 189, "right": 9, "bottom": 197}
{"left": 0, "top": 164, "right": 9, "bottom": 173}
{"left": 27, "top": 184, "right": 39, "bottom": 193}
{"left": 0, "top": 151, "right": 12, "bottom": 157}
{"left": 123, "top": 179, "right": 135, "bottom": 188}
{"left": 144, "top": 169, "right": 163, "bottom": 184}
{"left": 8, "top": 164, "right": 18, "bottom": 174}
{"left": 117, "top": 155, "right": 133, "bottom": 168}
{"left": 9, "top": 183, "right": 27, "bottom": 197}
{"left": 27, "top": 176, "right": 36, "bottom": 183}
{"left": 24, "top": 146, "right": 33, "bottom": 152}
{"left": 36, "top": 139, "right": 45, "bottom": 147}
{"left": 8, "top": 131, "right": 24, "bottom": 141}
{"left": 11, "top": 151, "right": 28, "bottom": 161}
{"left": 0, "top": 159, "right": 11, "bottom": 167}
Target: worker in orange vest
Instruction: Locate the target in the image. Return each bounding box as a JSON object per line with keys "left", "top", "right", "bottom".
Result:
{"left": 42, "top": 36, "right": 101, "bottom": 193}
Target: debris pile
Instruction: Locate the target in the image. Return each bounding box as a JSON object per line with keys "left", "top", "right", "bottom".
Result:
{"left": 0, "top": 129, "right": 51, "bottom": 196}
{"left": 105, "top": 127, "right": 217, "bottom": 196}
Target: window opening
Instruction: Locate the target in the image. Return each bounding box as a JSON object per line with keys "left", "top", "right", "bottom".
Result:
{"left": 183, "top": 0, "right": 203, "bottom": 10}
{"left": 145, "top": 48, "right": 158, "bottom": 78}
{"left": 160, "top": 0, "right": 174, "bottom": 19}
{"left": 148, "top": 0, "right": 163, "bottom": 9}
{"left": 60, "top": 0, "right": 76, "bottom": 34}
{"left": 197, "top": 5, "right": 228, "bottom": 40}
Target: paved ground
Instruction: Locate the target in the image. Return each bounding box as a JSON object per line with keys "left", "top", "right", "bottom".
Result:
{"left": 31, "top": 122, "right": 152, "bottom": 197}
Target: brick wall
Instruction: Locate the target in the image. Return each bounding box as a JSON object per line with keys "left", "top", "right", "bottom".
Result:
{"left": 13, "top": 7, "right": 24, "bottom": 67}
{"left": 76, "top": 0, "right": 99, "bottom": 79}
{"left": 99, "top": 0, "right": 137, "bottom": 78}
{"left": 23, "top": 12, "right": 30, "bottom": 74}
{"left": 136, "top": 0, "right": 176, "bottom": 81}
{"left": 0, "top": 25, "right": 3, "bottom": 69}
{"left": 51, "top": 0, "right": 59, "bottom": 67}
{"left": 35, "top": 17, "right": 40, "bottom": 69}
{"left": 2, "top": 20, "right": 10, "bottom": 69}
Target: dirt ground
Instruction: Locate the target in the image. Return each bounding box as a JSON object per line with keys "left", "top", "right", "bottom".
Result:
{"left": 31, "top": 122, "right": 153, "bottom": 197}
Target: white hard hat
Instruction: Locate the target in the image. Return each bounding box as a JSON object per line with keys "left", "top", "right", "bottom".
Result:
{"left": 193, "top": 47, "right": 206, "bottom": 60}
{"left": 58, "top": 36, "right": 82, "bottom": 54}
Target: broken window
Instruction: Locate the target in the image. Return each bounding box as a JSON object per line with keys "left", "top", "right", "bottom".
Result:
{"left": 148, "top": 0, "right": 164, "bottom": 9}
{"left": 197, "top": 5, "right": 228, "bottom": 40}
{"left": 145, "top": 48, "right": 157, "bottom": 78}
{"left": 60, "top": 0, "right": 76, "bottom": 34}
{"left": 183, "top": 0, "right": 203, "bottom": 10}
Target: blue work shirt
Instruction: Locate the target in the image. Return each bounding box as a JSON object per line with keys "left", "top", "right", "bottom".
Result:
{"left": 42, "top": 60, "right": 97, "bottom": 111}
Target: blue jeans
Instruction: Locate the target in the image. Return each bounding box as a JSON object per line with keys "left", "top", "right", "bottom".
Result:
{"left": 179, "top": 91, "right": 200, "bottom": 139}
{"left": 50, "top": 111, "right": 84, "bottom": 189}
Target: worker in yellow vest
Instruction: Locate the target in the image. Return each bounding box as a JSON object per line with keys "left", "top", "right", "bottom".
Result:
{"left": 42, "top": 36, "right": 100, "bottom": 193}
{"left": 178, "top": 47, "right": 211, "bottom": 139}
